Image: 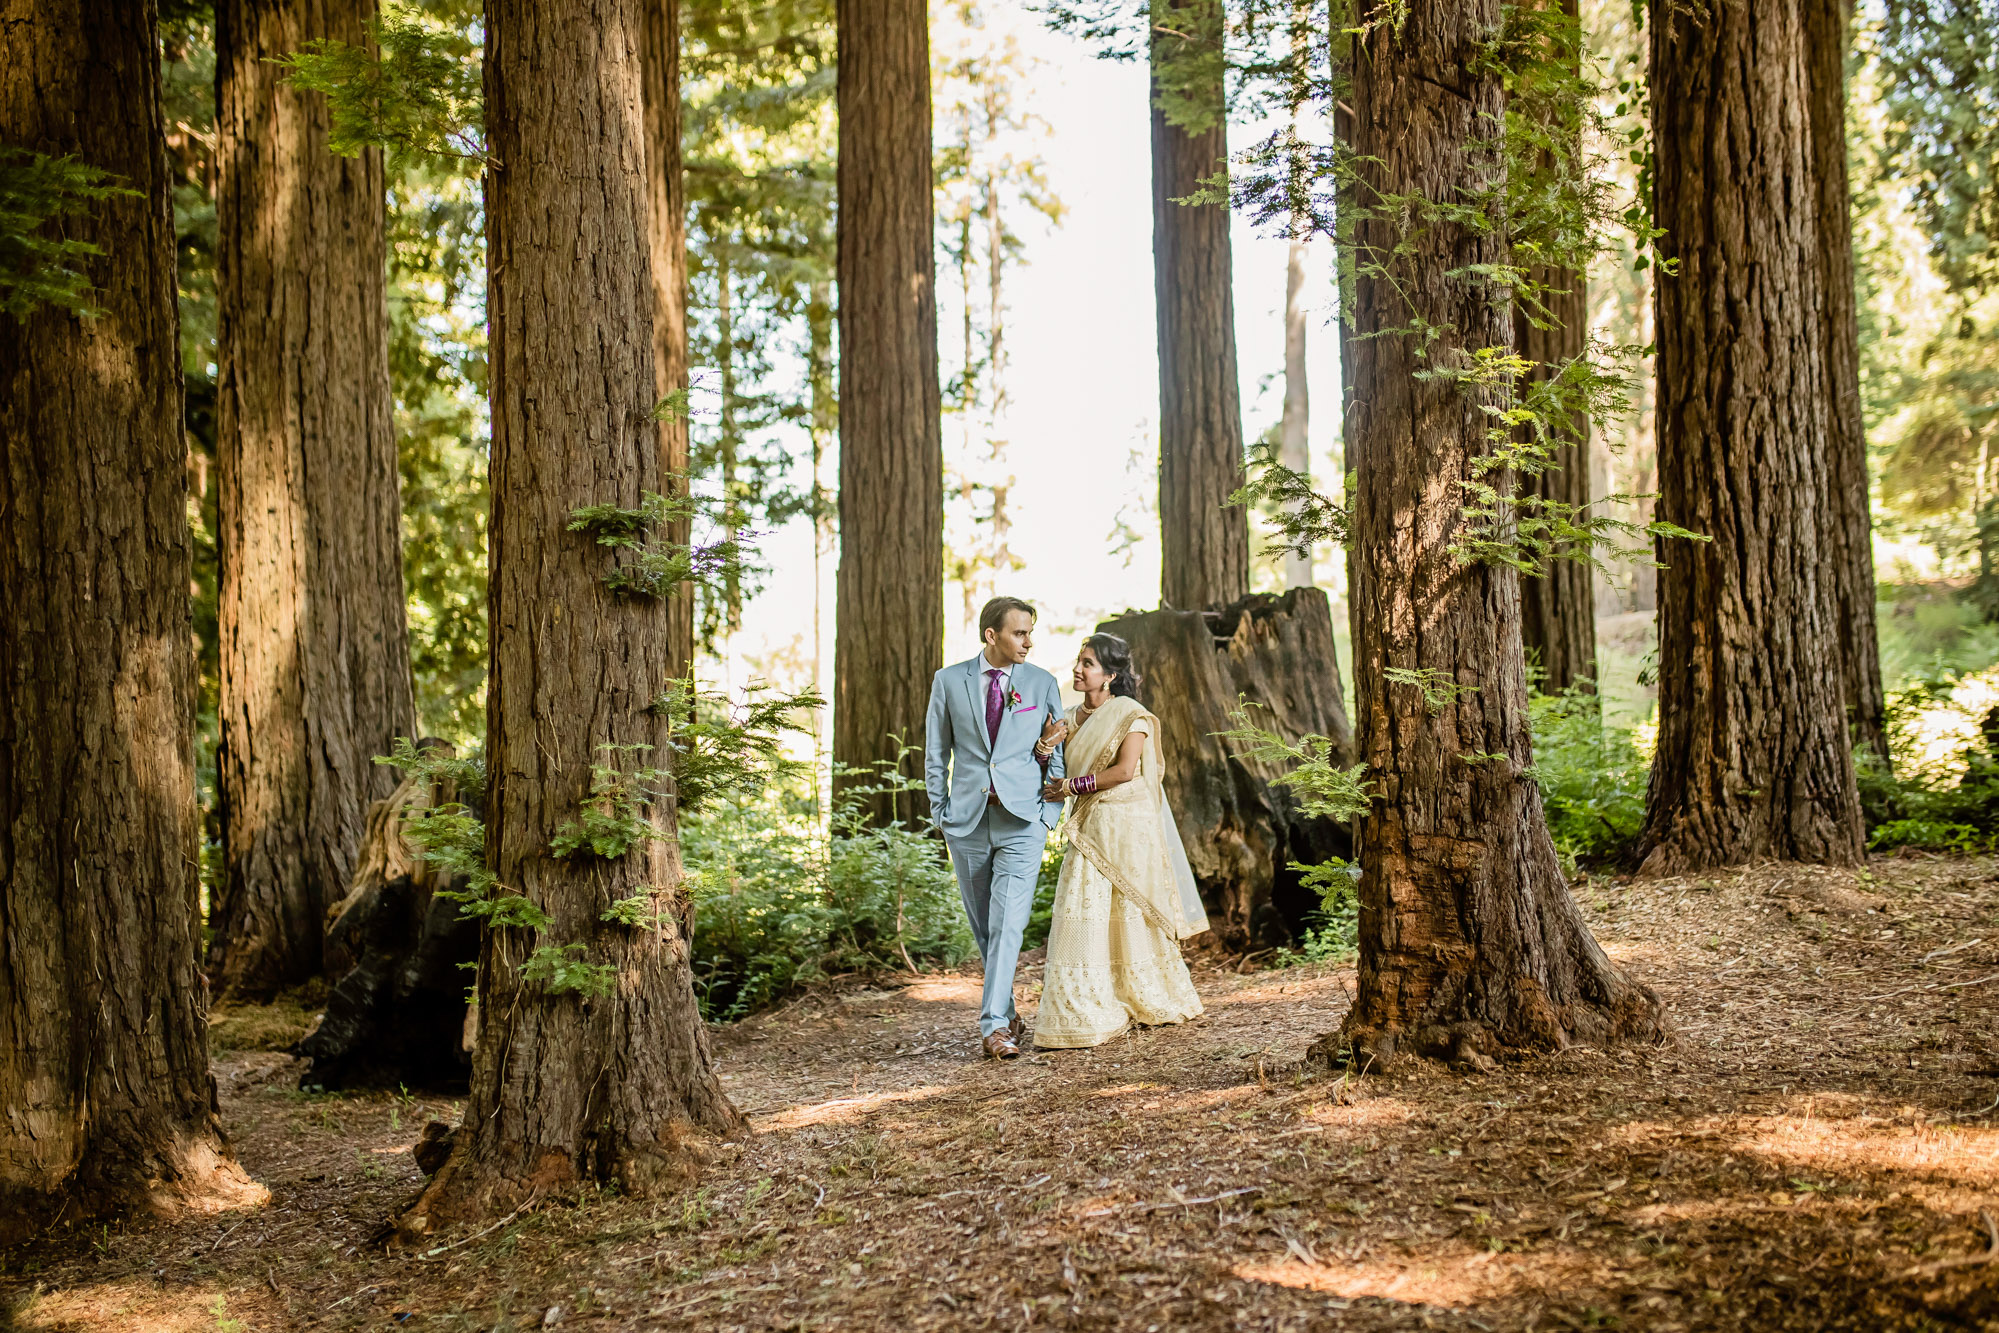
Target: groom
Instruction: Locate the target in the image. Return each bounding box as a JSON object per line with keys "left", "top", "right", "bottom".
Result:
{"left": 926, "top": 595, "right": 1068, "bottom": 1060}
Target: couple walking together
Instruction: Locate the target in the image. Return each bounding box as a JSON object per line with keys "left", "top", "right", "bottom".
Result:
{"left": 925, "top": 595, "right": 1209, "bottom": 1060}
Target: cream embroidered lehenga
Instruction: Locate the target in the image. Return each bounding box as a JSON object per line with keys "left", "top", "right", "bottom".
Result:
{"left": 1034, "top": 694, "right": 1208, "bottom": 1049}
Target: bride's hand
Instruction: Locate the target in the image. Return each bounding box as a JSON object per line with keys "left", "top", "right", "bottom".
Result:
{"left": 1040, "top": 715, "right": 1068, "bottom": 746}
{"left": 1041, "top": 778, "right": 1066, "bottom": 802}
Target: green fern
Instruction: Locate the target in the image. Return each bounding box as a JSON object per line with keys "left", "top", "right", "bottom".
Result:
{"left": 0, "top": 148, "right": 136, "bottom": 319}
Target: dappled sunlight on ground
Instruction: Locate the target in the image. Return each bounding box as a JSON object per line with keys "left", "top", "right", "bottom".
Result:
{"left": 17, "top": 858, "right": 1999, "bottom": 1330}
{"left": 757, "top": 1084, "right": 955, "bottom": 1130}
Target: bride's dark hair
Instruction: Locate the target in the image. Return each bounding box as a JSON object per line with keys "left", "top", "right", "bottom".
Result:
{"left": 1083, "top": 633, "right": 1142, "bottom": 699}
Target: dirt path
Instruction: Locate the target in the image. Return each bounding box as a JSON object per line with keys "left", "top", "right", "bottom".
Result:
{"left": 14, "top": 860, "right": 1999, "bottom": 1331}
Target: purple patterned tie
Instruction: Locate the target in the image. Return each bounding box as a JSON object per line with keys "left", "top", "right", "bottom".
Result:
{"left": 985, "top": 668, "right": 1005, "bottom": 744}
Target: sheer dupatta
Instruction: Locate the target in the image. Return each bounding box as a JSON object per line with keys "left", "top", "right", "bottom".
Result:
{"left": 1063, "top": 695, "right": 1210, "bottom": 940}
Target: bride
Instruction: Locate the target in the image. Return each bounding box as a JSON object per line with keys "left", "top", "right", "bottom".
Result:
{"left": 1033, "top": 633, "right": 1208, "bottom": 1049}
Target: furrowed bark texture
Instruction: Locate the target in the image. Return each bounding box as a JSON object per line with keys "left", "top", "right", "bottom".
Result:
{"left": 1516, "top": 265, "right": 1596, "bottom": 694}
{"left": 1515, "top": 0, "right": 1596, "bottom": 696}
{"left": 1804, "top": 0, "right": 1886, "bottom": 763}
{"left": 1152, "top": 0, "right": 1248, "bottom": 613}
{"left": 0, "top": 0, "right": 261, "bottom": 1238}
{"left": 1335, "top": 0, "right": 1663, "bottom": 1065}
{"left": 210, "top": 0, "right": 417, "bottom": 999}
{"left": 1638, "top": 0, "right": 1866, "bottom": 873}
{"left": 406, "top": 0, "right": 739, "bottom": 1227}
{"left": 833, "top": 0, "right": 944, "bottom": 826}
{"left": 642, "top": 0, "right": 696, "bottom": 683}
{"left": 1099, "top": 590, "right": 1354, "bottom": 950}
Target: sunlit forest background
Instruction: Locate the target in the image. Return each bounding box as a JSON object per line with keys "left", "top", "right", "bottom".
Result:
{"left": 145, "top": 0, "right": 1999, "bottom": 987}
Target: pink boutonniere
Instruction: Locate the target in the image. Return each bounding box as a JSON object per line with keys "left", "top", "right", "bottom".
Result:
{"left": 1006, "top": 687, "right": 1023, "bottom": 709}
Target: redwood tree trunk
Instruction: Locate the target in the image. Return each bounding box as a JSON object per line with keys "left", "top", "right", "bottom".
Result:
{"left": 1637, "top": 0, "right": 1866, "bottom": 873}
{"left": 643, "top": 0, "right": 696, "bottom": 684}
{"left": 1332, "top": 0, "right": 1663, "bottom": 1067}
{"left": 405, "top": 0, "right": 739, "bottom": 1226}
{"left": 1515, "top": 0, "right": 1596, "bottom": 696}
{"left": 1805, "top": 0, "right": 1887, "bottom": 764}
{"left": 210, "top": 0, "right": 417, "bottom": 999}
{"left": 1153, "top": 0, "right": 1250, "bottom": 612}
{"left": 833, "top": 0, "right": 944, "bottom": 825}
{"left": 0, "top": 0, "right": 262, "bottom": 1239}
{"left": 1516, "top": 263, "right": 1596, "bottom": 694}
{"left": 1100, "top": 589, "right": 1353, "bottom": 949}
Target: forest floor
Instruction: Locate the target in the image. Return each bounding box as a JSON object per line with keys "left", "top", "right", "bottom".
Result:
{"left": 14, "top": 859, "right": 1999, "bottom": 1331}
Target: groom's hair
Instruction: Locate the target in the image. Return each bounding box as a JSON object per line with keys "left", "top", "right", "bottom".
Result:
{"left": 979, "top": 595, "right": 1036, "bottom": 640}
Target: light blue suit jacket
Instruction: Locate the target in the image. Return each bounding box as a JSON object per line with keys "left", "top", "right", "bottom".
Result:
{"left": 925, "top": 655, "right": 1067, "bottom": 840}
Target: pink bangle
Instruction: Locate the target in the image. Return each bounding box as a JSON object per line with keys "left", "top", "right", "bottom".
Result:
{"left": 1071, "top": 773, "right": 1097, "bottom": 795}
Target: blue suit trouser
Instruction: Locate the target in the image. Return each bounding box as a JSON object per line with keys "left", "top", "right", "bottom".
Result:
{"left": 945, "top": 802, "right": 1049, "bottom": 1039}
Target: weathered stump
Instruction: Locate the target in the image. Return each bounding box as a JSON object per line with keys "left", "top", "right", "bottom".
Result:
{"left": 295, "top": 746, "right": 476, "bottom": 1091}
{"left": 1098, "top": 587, "right": 1355, "bottom": 949}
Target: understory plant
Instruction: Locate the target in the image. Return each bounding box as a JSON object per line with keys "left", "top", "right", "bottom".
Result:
{"left": 1860, "top": 674, "right": 1999, "bottom": 852}
{"left": 681, "top": 759, "right": 974, "bottom": 1020}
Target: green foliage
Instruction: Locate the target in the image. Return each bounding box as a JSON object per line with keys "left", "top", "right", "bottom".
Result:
{"left": 1527, "top": 683, "right": 1648, "bottom": 867}
{"left": 0, "top": 148, "right": 135, "bottom": 319}
{"left": 1859, "top": 674, "right": 1999, "bottom": 853}
{"left": 1214, "top": 700, "right": 1371, "bottom": 822}
{"left": 1381, "top": 667, "right": 1480, "bottom": 714}
{"left": 388, "top": 147, "right": 489, "bottom": 744}
{"left": 681, "top": 763, "right": 974, "bottom": 1021}
{"left": 274, "top": 2, "right": 485, "bottom": 167}
{"left": 519, "top": 943, "right": 618, "bottom": 998}
{"left": 1277, "top": 862, "right": 1360, "bottom": 966}
{"left": 651, "top": 679, "right": 824, "bottom": 815}
{"left": 568, "top": 489, "right": 751, "bottom": 603}
{"left": 1869, "top": 0, "right": 1999, "bottom": 295}
{"left": 1220, "top": 0, "right": 1701, "bottom": 575}
{"left": 549, "top": 744, "right": 671, "bottom": 861}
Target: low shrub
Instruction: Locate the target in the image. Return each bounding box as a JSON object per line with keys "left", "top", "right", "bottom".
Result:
{"left": 1528, "top": 683, "right": 1649, "bottom": 869}
{"left": 683, "top": 767, "right": 974, "bottom": 1020}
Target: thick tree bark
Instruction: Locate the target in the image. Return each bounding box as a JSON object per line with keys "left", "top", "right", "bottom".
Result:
{"left": 833, "top": 0, "right": 944, "bottom": 826}
{"left": 0, "top": 0, "right": 263, "bottom": 1238}
{"left": 642, "top": 0, "right": 696, "bottom": 683}
{"left": 1330, "top": 0, "right": 1664, "bottom": 1068}
{"left": 403, "top": 0, "right": 739, "bottom": 1228}
{"left": 209, "top": 0, "right": 417, "bottom": 999}
{"left": 1153, "top": 0, "right": 1249, "bottom": 612}
{"left": 1637, "top": 0, "right": 1867, "bottom": 873}
{"left": 1515, "top": 0, "right": 1595, "bottom": 696}
{"left": 1805, "top": 0, "right": 1887, "bottom": 764}
{"left": 1100, "top": 589, "right": 1354, "bottom": 949}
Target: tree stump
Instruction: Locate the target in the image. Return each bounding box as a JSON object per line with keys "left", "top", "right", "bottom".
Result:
{"left": 1098, "top": 587, "right": 1355, "bottom": 949}
{"left": 295, "top": 746, "right": 476, "bottom": 1091}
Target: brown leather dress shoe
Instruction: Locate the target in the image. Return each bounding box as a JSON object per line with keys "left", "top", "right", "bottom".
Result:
{"left": 1008, "top": 1013, "right": 1027, "bottom": 1044}
{"left": 982, "top": 1029, "right": 1021, "bottom": 1060}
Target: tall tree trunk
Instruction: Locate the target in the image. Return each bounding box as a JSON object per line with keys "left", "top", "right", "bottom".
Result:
{"left": 717, "top": 256, "right": 742, "bottom": 643}
{"left": 1330, "top": 0, "right": 1663, "bottom": 1068}
{"left": 210, "top": 0, "right": 416, "bottom": 999}
{"left": 404, "top": 0, "right": 739, "bottom": 1226}
{"left": 0, "top": 0, "right": 263, "bottom": 1238}
{"left": 808, "top": 280, "right": 835, "bottom": 820}
{"left": 1805, "top": 0, "right": 1886, "bottom": 764}
{"left": 1153, "top": 0, "right": 1249, "bottom": 612}
{"left": 642, "top": 0, "right": 695, "bottom": 685}
{"left": 1280, "top": 235, "right": 1313, "bottom": 589}
{"left": 833, "top": 0, "right": 943, "bottom": 826}
{"left": 1637, "top": 0, "right": 1866, "bottom": 873}
{"left": 1515, "top": 0, "right": 1596, "bottom": 696}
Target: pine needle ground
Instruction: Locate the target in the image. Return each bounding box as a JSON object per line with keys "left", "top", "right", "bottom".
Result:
{"left": 12, "top": 858, "right": 1999, "bottom": 1331}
